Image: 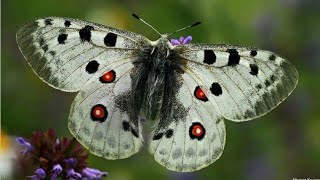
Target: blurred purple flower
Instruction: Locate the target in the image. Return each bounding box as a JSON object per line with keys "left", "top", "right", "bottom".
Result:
{"left": 16, "top": 137, "right": 33, "bottom": 155}
{"left": 82, "top": 167, "right": 108, "bottom": 179}
{"left": 51, "top": 164, "right": 62, "bottom": 180}
{"left": 16, "top": 129, "right": 108, "bottom": 180}
{"left": 27, "top": 168, "right": 46, "bottom": 180}
{"left": 64, "top": 158, "right": 77, "bottom": 167}
{"left": 55, "top": 138, "right": 60, "bottom": 145}
{"left": 66, "top": 168, "right": 82, "bottom": 179}
{"left": 171, "top": 36, "right": 192, "bottom": 46}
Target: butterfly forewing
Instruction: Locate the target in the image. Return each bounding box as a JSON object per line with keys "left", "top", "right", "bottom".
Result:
{"left": 179, "top": 44, "right": 298, "bottom": 121}
{"left": 16, "top": 17, "right": 148, "bottom": 92}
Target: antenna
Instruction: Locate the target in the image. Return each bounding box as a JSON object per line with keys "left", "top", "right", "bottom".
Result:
{"left": 132, "top": 14, "right": 162, "bottom": 36}
{"left": 168, "top": 21, "right": 201, "bottom": 36}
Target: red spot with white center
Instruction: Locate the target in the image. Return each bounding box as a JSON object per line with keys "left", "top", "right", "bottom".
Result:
{"left": 90, "top": 104, "right": 108, "bottom": 122}
{"left": 93, "top": 107, "right": 104, "bottom": 118}
{"left": 192, "top": 125, "right": 203, "bottom": 136}
{"left": 189, "top": 122, "right": 206, "bottom": 140}
{"left": 99, "top": 70, "right": 116, "bottom": 83}
{"left": 194, "top": 86, "right": 208, "bottom": 101}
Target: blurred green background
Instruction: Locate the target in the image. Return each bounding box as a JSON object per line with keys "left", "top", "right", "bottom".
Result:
{"left": 2, "top": 0, "right": 320, "bottom": 179}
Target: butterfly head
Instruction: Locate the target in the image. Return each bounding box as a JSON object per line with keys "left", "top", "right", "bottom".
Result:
{"left": 147, "top": 34, "right": 172, "bottom": 57}
{"left": 132, "top": 14, "right": 198, "bottom": 48}
{"left": 151, "top": 34, "right": 192, "bottom": 47}
{"left": 150, "top": 34, "right": 170, "bottom": 45}
{"left": 148, "top": 34, "right": 193, "bottom": 58}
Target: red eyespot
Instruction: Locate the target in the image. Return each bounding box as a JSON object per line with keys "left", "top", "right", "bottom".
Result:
{"left": 192, "top": 125, "right": 204, "bottom": 137}
{"left": 194, "top": 86, "right": 208, "bottom": 101}
{"left": 189, "top": 122, "right": 206, "bottom": 140}
{"left": 92, "top": 106, "right": 105, "bottom": 118}
{"left": 99, "top": 70, "right": 116, "bottom": 83}
{"left": 90, "top": 104, "right": 108, "bottom": 122}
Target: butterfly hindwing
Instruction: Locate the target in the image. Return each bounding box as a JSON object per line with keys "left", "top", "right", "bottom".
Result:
{"left": 179, "top": 44, "right": 298, "bottom": 121}
{"left": 16, "top": 17, "right": 148, "bottom": 92}
{"left": 149, "top": 72, "right": 226, "bottom": 172}
{"left": 68, "top": 62, "right": 143, "bottom": 159}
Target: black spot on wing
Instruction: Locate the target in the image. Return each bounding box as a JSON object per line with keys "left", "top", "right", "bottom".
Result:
{"left": 122, "top": 121, "right": 130, "bottom": 131}
{"left": 42, "top": 44, "right": 48, "bottom": 52}
{"left": 165, "top": 129, "right": 174, "bottom": 138}
{"left": 153, "top": 133, "right": 164, "bottom": 140}
{"left": 249, "top": 64, "right": 258, "bottom": 76}
{"left": 85, "top": 60, "right": 99, "bottom": 74}
{"left": 104, "top": 33, "right": 117, "bottom": 47}
{"left": 64, "top": 20, "right": 71, "bottom": 27}
{"left": 269, "top": 54, "right": 276, "bottom": 61}
{"left": 57, "top": 33, "right": 68, "bottom": 44}
{"left": 79, "top": 25, "right": 94, "bottom": 42}
{"left": 44, "top": 19, "right": 53, "bottom": 25}
{"left": 265, "top": 79, "right": 271, "bottom": 87}
{"left": 250, "top": 50, "right": 257, "bottom": 57}
{"left": 49, "top": 51, "right": 56, "bottom": 56}
{"left": 227, "top": 49, "right": 240, "bottom": 66}
{"left": 270, "top": 74, "right": 277, "bottom": 82}
{"left": 256, "top": 84, "right": 262, "bottom": 89}
{"left": 203, "top": 50, "right": 216, "bottom": 64}
{"left": 39, "top": 38, "right": 45, "bottom": 46}
{"left": 131, "top": 128, "right": 139, "bottom": 138}
{"left": 210, "top": 82, "right": 222, "bottom": 96}
{"left": 265, "top": 75, "right": 277, "bottom": 87}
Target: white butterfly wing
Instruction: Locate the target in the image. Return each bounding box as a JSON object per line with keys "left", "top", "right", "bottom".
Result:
{"left": 149, "top": 72, "right": 226, "bottom": 172}
{"left": 69, "top": 62, "right": 143, "bottom": 159}
{"left": 16, "top": 17, "right": 148, "bottom": 159}
{"left": 16, "top": 17, "right": 148, "bottom": 92}
{"left": 179, "top": 44, "right": 298, "bottom": 121}
{"left": 149, "top": 42, "right": 297, "bottom": 172}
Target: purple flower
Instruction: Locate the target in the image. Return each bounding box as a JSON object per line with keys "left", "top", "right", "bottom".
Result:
{"left": 27, "top": 168, "right": 46, "bottom": 180}
{"left": 82, "top": 167, "right": 108, "bottom": 179}
{"left": 51, "top": 164, "right": 62, "bottom": 180}
{"left": 64, "top": 158, "right": 77, "bottom": 167}
{"left": 55, "top": 138, "right": 60, "bottom": 145}
{"left": 171, "top": 36, "right": 192, "bottom": 46}
{"left": 17, "top": 129, "right": 107, "bottom": 179}
{"left": 66, "top": 168, "right": 82, "bottom": 179}
{"left": 16, "top": 137, "right": 33, "bottom": 155}
{"left": 52, "top": 164, "right": 62, "bottom": 174}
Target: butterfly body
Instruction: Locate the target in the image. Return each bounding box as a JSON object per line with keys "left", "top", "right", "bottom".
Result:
{"left": 132, "top": 35, "right": 185, "bottom": 122}
{"left": 16, "top": 17, "right": 298, "bottom": 172}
